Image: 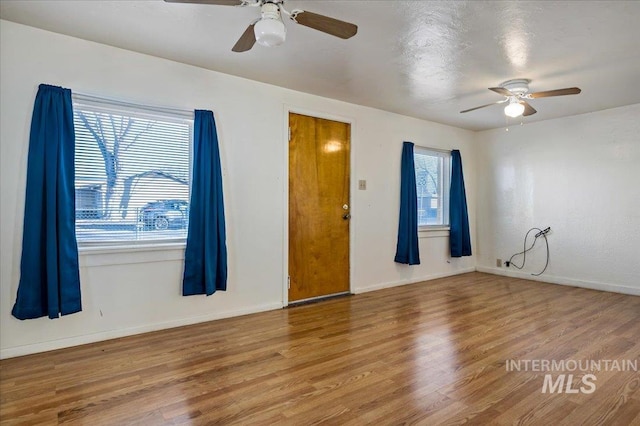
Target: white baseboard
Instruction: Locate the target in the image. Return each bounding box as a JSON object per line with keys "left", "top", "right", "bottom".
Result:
{"left": 353, "top": 267, "right": 476, "bottom": 294}
{"left": 0, "top": 302, "right": 283, "bottom": 359}
{"left": 476, "top": 266, "right": 640, "bottom": 296}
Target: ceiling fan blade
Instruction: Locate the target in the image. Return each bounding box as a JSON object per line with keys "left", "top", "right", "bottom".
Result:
{"left": 528, "top": 87, "right": 582, "bottom": 98}
{"left": 522, "top": 101, "right": 537, "bottom": 116}
{"left": 489, "top": 87, "right": 514, "bottom": 96}
{"left": 460, "top": 99, "right": 508, "bottom": 113}
{"left": 164, "top": 0, "right": 246, "bottom": 5}
{"left": 291, "top": 11, "right": 358, "bottom": 39}
{"left": 232, "top": 23, "right": 256, "bottom": 52}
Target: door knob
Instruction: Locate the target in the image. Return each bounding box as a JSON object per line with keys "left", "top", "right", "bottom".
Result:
{"left": 342, "top": 213, "right": 351, "bottom": 220}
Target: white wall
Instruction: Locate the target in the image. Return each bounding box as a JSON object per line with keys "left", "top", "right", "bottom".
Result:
{"left": 0, "top": 21, "right": 476, "bottom": 358}
{"left": 475, "top": 104, "right": 640, "bottom": 295}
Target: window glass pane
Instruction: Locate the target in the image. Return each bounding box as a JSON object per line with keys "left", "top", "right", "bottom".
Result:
{"left": 414, "top": 147, "right": 451, "bottom": 227}
{"left": 74, "top": 102, "right": 192, "bottom": 245}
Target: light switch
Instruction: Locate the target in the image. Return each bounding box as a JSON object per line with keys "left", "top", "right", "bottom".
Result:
{"left": 358, "top": 180, "right": 367, "bottom": 190}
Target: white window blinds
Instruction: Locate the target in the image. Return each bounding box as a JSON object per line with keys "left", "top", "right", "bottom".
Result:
{"left": 73, "top": 99, "right": 193, "bottom": 245}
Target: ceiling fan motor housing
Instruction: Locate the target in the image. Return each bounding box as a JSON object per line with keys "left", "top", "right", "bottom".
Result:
{"left": 501, "top": 79, "right": 531, "bottom": 96}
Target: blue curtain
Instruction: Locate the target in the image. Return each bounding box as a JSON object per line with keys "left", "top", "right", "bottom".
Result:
{"left": 394, "top": 142, "right": 420, "bottom": 265}
{"left": 12, "top": 84, "right": 81, "bottom": 320}
{"left": 183, "top": 110, "right": 227, "bottom": 296}
{"left": 449, "top": 150, "right": 472, "bottom": 257}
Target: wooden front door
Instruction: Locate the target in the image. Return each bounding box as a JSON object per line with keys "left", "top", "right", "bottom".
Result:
{"left": 288, "top": 113, "right": 350, "bottom": 303}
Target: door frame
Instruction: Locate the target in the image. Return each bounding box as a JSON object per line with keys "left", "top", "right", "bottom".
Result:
{"left": 282, "top": 105, "right": 356, "bottom": 307}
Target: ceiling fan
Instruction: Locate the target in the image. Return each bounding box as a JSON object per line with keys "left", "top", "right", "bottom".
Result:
{"left": 164, "top": 0, "right": 358, "bottom": 52}
{"left": 460, "top": 79, "right": 581, "bottom": 118}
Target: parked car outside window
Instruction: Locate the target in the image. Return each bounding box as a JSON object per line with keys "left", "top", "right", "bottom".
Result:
{"left": 139, "top": 200, "right": 189, "bottom": 230}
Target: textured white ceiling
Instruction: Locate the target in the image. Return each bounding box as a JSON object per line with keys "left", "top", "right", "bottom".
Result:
{"left": 2, "top": 0, "right": 639, "bottom": 131}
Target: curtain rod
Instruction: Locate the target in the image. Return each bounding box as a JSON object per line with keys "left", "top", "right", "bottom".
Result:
{"left": 72, "top": 92, "right": 194, "bottom": 119}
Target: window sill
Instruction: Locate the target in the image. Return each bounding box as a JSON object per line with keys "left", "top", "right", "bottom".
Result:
{"left": 419, "top": 227, "right": 450, "bottom": 239}
{"left": 78, "top": 242, "right": 186, "bottom": 267}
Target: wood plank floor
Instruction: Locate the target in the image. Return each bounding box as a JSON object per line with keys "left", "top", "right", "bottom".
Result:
{"left": 1, "top": 272, "right": 639, "bottom": 425}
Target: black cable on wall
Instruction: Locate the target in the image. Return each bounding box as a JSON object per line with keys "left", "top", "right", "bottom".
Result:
{"left": 505, "top": 227, "right": 550, "bottom": 276}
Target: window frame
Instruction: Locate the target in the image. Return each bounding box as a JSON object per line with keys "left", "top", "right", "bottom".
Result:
{"left": 413, "top": 146, "right": 452, "bottom": 232}
{"left": 72, "top": 95, "right": 194, "bottom": 249}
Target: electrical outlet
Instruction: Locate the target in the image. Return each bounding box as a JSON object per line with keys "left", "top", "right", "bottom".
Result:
{"left": 496, "top": 258, "right": 502, "bottom": 268}
{"left": 358, "top": 180, "right": 367, "bottom": 190}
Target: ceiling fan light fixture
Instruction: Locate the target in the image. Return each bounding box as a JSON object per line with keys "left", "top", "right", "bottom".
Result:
{"left": 254, "top": 18, "right": 286, "bottom": 47}
{"left": 504, "top": 100, "right": 525, "bottom": 118}
{"left": 254, "top": 3, "right": 286, "bottom": 47}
